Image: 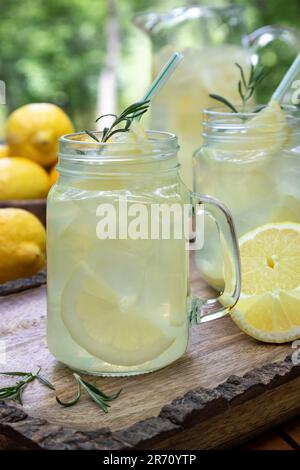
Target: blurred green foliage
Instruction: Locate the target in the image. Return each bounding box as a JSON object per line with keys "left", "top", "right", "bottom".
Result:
{"left": 238, "top": 0, "right": 300, "bottom": 102}
{"left": 0, "top": 0, "right": 106, "bottom": 127}
{"left": 0, "top": 0, "right": 299, "bottom": 129}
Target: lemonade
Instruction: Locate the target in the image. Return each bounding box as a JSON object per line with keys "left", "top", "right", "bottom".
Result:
{"left": 194, "top": 104, "right": 300, "bottom": 289}
{"left": 151, "top": 45, "right": 250, "bottom": 188}
{"left": 47, "top": 193, "right": 189, "bottom": 375}
{"left": 47, "top": 121, "right": 240, "bottom": 375}
{"left": 47, "top": 130, "right": 189, "bottom": 375}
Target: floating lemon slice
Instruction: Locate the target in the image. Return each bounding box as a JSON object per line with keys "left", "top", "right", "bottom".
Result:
{"left": 62, "top": 263, "right": 175, "bottom": 366}
{"left": 111, "top": 120, "right": 152, "bottom": 154}
{"left": 231, "top": 222, "right": 300, "bottom": 342}
{"left": 245, "top": 100, "right": 288, "bottom": 151}
{"left": 247, "top": 100, "right": 284, "bottom": 130}
{"left": 212, "top": 100, "right": 287, "bottom": 155}
{"left": 75, "top": 121, "right": 152, "bottom": 192}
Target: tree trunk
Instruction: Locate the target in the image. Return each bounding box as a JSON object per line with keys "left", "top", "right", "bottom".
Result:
{"left": 96, "top": 0, "right": 120, "bottom": 128}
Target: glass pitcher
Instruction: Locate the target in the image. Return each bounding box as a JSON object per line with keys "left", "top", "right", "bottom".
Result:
{"left": 47, "top": 130, "right": 241, "bottom": 376}
{"left": 134, "top": 4, "right": 300, "bottom": 188}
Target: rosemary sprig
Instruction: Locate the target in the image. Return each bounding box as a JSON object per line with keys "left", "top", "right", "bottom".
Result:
{"left": 208, "top": 94, "right": 238, "bottom": 113}
{"left": 56, "top": 379, "right": 81, "bottom": 407}
{"left": 56, "top": 373, "right": 122, "bottom": 413}
{"left": 236, "top": 63, "right": 267, "bottom": 112}
{"left": 209, "top": 63, "right": 267, "bottom": 113}
{"left": 0, "top": 369, "right": 55, "bottom": 404}
{"left": 85, "top": 130, "right": 100, "bottom": 142}
{"left": 0, "top": 369, "right": 121, "bottom": 413}
{"left": 36, "top": 373, "right": 56, "bottom": 390}
{"left": 0, "top": 375, "right": 33, "bottom": 404}
{"left": 85, "top": 100, "right": 150, "bottom": 143}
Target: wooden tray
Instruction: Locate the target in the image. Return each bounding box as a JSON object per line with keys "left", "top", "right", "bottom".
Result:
{"left": 0, "top": 258, "right": 300, "bottom": 450}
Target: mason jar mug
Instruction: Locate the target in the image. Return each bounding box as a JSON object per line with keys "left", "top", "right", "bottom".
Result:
{"left": 47, "top": 131, "right": 241, "bottom": 376}
{"left": 193, "top": 105, "right": 300, "bottom": 289}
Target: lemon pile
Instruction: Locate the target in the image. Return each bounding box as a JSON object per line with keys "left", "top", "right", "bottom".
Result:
{"left": 231, "top": 222, "right": 300, "bottom": 343}
{"left": 49, "top": 164, "right": 59, "bottom": 187}
{"left": 0, "top": 143, "right": 9, "bottom": 158}
{"left": 0, "top": 157, "right": 49, "bottom": 200}
{"left": 0, "top": 103, "right": 73, "bottom": 283}
{"left": 0, "top": 208, "right": 46, "bottom": 283}
{"left": 0, "top": 103, "right": 73, "bottom": 200}
{"left": 6, "top": 103, "right": 74, "bottom": 168}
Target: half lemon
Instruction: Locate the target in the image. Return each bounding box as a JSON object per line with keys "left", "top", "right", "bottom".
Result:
{"left": 231, "top": 222, "right": 300, "bottom": 342}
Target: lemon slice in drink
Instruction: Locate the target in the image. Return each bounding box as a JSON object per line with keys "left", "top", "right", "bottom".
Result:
{"left": 75, "top": 121, "right": 152, "bottom": 192}
{"left": 247, "top": 100, "right": 284, "bottom": 131}
{"left": 214, "top": 100, "right": 287, "bottom": 155}
{"left": 231, "top": 222, "right": 300, "bottom": 343}
{"left": 110, "top": 120, "right": 152, "bottom": 154}
{"left": 246, "top": 100, "right": 287, "bottom": 150}
{"left": 61, "top": 263, "right": 175, "bottom": 366}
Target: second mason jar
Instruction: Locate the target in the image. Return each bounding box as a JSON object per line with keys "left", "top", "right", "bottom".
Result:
{"left": 194, "top": 104, "right": 300, "bottom": 289}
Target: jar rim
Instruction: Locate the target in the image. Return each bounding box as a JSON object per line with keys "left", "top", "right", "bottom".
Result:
{"left": 202, "top": 104, "right": 299, "bottom": 137}
{"left": 203, "top": 103, "right": 299, "bottom": 120}
{"left": 58, "top": 130, "right": 179, "bottom": 168}
{"left": 60, "top": 130, "right": 177, "bottom": 147}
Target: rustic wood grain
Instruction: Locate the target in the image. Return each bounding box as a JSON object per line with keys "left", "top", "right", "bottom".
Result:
{"left": 281, "top": 417, "right": 300, "bottom": 448}
{"left": 0, "top": 258, "right": 299, "bottom": 449}
{"left": 155, "top": 374, "right": 300, "bottom": 450}
{"left": 241, "top": 431, "right": 294, "bottom": 450}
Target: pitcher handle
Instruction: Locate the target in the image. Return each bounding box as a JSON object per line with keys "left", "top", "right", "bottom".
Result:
{"left": 247, "top": 25, "right": 300, "bottom": 61}
{"left": 190, "top": 194, "right": 241, "bottom": 324}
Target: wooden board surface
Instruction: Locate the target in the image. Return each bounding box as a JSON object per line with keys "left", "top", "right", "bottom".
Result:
{"left": 241, "top": 431, "right": 294, "bottom": 450}
{"left": 282, "top": 417, "right": 300, "bottom": 447}
{"left": 0, "top": 260, "right": 300, "bottom": 450}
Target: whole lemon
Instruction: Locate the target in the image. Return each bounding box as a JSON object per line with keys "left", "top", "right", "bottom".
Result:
{"left": 0, "top": 157, "right": 50, "bottom": 200}
{"left": 49, "top": 164, "right": 59, "bottom": 187}
{"left": 5, "top": 103, "right": 74, "bottom": 168}
{"left": 0, "top": 143, "right": 9, "bottom": 158}
{"left": 0, "top": 208, "right": 46, "bottom": 283}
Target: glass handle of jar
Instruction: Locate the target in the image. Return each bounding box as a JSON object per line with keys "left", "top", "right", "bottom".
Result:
{"left": 190, "top": 194, "right": 241, "bottom": 323}
{"left": 247, "top": 25, "right": 300, "bottom": 63}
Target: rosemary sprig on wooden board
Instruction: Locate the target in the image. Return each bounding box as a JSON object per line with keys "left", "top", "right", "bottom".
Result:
{"left": 56, "top": 373, "right": 122, "bottom": 413}
{"left": 0, "top": 369, "right": 55, "bottom": 405}
{"left": 0, "top": 369, "right": 122, "bottom": 413}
